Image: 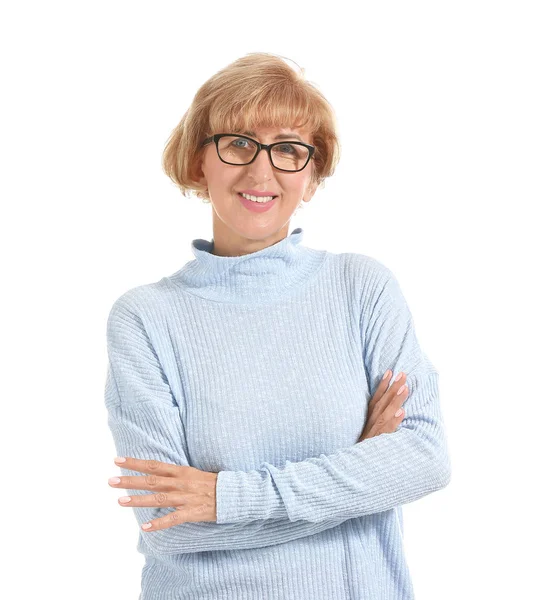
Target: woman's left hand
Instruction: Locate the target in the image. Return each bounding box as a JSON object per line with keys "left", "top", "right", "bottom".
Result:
{"left": 108, "top": 457, "right": 218, "bottom": 530}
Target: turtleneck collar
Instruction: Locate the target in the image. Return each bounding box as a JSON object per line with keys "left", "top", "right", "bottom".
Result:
{"left": 166, "top": 227, "right": 328, "bottom": 304}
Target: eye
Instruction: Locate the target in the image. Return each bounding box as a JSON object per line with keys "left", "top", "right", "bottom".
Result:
{"left": 275, "top": 143, "right": 299, "bottom": 155}
{"left": 231, "top": 137, "right": 254, "bottom": 149}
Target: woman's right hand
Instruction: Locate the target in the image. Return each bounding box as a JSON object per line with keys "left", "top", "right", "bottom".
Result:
{"left": 358, "top": 371, "right": 409, "bottom": 442}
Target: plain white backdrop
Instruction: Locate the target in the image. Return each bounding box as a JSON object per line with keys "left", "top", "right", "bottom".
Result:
{"left": 2, "top": 1, "right": 535, "bottom": 598}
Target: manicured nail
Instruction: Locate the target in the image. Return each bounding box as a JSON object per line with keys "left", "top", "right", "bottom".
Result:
{"left": 141, "top": 523, "right": 152, "bottom": 530}
{"left": 397, "top": 384, "right": 407, "bottom": 396}
{"left": 119, "top": 496, "right": 131, "bottom": 503}
{"left": 108, "top": 477, "right": 121, "bottom": 485}
{"left": 395, "top": 372, "right": 403, "bottom": 382}
{"left": 382, "top": 370, "right": 390, "bottom": 381}
{"left": 395, "top": 408, "right": 403, "bottom": 417}
{"left": 114, "top": 457, "right": 126, "bottom": 463}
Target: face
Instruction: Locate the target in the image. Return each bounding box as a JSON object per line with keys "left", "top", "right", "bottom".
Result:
{"left": 195, "top": 125, "right": 319, "bottom": 256}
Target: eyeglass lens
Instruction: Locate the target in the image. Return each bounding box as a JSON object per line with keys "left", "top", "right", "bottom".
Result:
{"left": 217, "top": 136, "right": 309, "bottom": 171}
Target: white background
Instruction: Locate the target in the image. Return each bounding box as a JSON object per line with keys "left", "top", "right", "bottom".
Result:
{"left": 2, "top": 1, "right": 535, "bottom": 598}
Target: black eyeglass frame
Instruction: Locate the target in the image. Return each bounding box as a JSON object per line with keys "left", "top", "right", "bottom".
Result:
{"left": 200, "top": 133, "right": 316, "bottom": 173}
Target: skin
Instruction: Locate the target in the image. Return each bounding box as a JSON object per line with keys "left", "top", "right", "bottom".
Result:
{"left": 108, "top": 125, "right": 319, "bottom": 532}
{"left": 195, "top": 125, "right": 319, "bottom": 257}
{"left": 109, "top": 458, "right": 218, "bottom": 530}
{"left": 108, "top": 126, "right": 409, "bottom": 531}
{"left": 358, "top": 371, "right": 409, "bottom": 442}
{"left": 108, "top": 373, "right": 408, "bottom": 532}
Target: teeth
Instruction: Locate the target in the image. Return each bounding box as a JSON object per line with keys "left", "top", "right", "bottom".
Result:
{"left": 240, "top": 192, "right": 275, "bottom": 203}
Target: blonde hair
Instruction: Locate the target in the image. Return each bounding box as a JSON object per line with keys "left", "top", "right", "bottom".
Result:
{"left": 162, "top": 52, "right": 341, "bottom": 203}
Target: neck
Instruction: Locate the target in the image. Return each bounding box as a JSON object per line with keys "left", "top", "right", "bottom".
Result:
{"left": 166, "top": 227, "right": 328, "bottom": 305}
{"left": 211, "top": 220, "right": 291, "bottom": 258}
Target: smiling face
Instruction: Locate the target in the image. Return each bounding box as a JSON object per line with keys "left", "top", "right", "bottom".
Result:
{"left": 195, "top": 125, "right": 319, "bottom": 256}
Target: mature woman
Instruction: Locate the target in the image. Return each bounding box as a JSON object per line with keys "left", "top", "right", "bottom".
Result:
{"left": 105, "top": 52, "right": 451, "bottom": 600}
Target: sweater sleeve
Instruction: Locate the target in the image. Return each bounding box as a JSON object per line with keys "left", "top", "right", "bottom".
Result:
{"left": 215, "top": 261, "right": 452, "bottom": 524}
{"left": 104, "top": 293, "right": 352, "bottom": 556}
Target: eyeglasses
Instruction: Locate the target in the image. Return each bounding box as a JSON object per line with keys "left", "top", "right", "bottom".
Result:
{"left": 200, "top": 133, "right": 315, "bottom": 173}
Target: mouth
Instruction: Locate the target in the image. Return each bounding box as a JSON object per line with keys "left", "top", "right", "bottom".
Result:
{"left": 237, "top": 191, "right": 278, "bottom": 203}
{"left": 236, "top": 191, "right": 278, "bottom": 212}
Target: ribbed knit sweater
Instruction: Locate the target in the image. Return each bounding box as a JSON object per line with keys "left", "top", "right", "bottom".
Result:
{"left": 104, "top": 226, "right": 451, "bottom": 600}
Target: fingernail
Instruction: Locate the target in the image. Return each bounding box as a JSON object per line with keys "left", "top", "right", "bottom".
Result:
{"left": 114, "top": 457, "right": 126, "bottom": 463}
{"left": 108, "top": 477, "right": 121, "bottom": 485}
{"left": 382, "top": 370, "right": 390, "bottom": 381}
{"left": 141, "top": 523, "right": 152, "bottom": 530}
{"left": 395, "top": 372, "right": 403, "bottom": 382}
{"left": 395, "top": 408, "right": 403, "bottom": 417}
{"left": 119, "top": 496, "right": 131, "bottom": 503}
{"left": 397, "top": 384, "right": 407, "bottom": 396}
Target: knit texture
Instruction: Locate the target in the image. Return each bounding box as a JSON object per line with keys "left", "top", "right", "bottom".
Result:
{"left": 104, "top": 227, "right": 451, "bottom": 600}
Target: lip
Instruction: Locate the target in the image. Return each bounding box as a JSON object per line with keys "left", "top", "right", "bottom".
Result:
{"left": 238, "top": 189, "right": 278, "bottom": 197}
{"left": 237, "top": 192, "right": 277, "bottom": 213}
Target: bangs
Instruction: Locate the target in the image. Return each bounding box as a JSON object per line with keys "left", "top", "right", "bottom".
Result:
{"left": 206, "top": 84, "right": 323, "bottom": 137}
{"left": 162, "top": 52, "right": 341, "bottom": 201}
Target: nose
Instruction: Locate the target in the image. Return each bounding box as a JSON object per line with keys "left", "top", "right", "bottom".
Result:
{"left": 245, "top": 147, "right": 274, "bottom": 179}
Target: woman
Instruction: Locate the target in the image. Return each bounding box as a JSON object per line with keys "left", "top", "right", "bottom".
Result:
{"left": 105, "top": 52, "right": 451, "bottom": 600}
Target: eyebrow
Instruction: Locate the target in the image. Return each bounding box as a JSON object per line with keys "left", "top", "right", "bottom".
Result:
{"left": 242, "top": 130, "right": 305, "bottom": 143}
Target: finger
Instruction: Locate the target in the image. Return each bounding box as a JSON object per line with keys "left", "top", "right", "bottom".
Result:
{"left": 382, "top": 381, "right": 409, "bottom": 419}
{"left": 114, "top": 456, "right": 187, "bottom": 478}
{"left": 141, "top": 508, "right": 188, "bottom": 531}
{"left": 118, "top": 490, "right": 186, "bottom": 508}
{"left": 370, "top": 372, "right": 407, "bottom": 423}
{"left": 367, "top": 370, "right": 392, "bottom": 413}
{"left": 371, "top": 388, "right": 408, "bottom": 437}
{"left": 358, "top": 372, "right": 408, "bottom": 443}
{"left": 382, "top": 373, "right": 407, "bottom": 411}
{"left": 109, "top": 474, "right": 181, "bottom": 492}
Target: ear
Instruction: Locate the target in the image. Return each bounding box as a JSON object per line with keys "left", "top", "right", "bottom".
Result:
{"left": 302, "top": 180, "right": 319, "bottom": 203}
{"left": 192, "top": 156, "right": 207, "bottom": 188}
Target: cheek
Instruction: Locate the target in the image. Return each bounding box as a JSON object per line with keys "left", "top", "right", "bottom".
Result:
{"left": 204, "top": 155, "right": 231, "bottom": 184}
{"left": 282, "top": 177, "right": 309, "bottom": 196}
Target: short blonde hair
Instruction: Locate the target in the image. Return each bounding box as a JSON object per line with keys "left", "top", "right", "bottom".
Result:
{"left": 162, "top": 52, "right": 341, "bottom": 203}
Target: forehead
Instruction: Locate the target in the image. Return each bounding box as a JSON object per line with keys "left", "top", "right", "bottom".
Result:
{"left": 240, "top": 126, "right": 312, "bottom": 144}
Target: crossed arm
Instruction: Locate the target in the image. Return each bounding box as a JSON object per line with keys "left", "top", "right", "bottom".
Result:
{"left": 104, "top": 262, "right": 450, "bottom": 555}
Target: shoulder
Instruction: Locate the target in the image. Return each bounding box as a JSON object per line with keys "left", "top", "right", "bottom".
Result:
{"left": 106, "top": 278, "right": 172, "bottom": 333}
{"left": 322, "top": 250, "right": 409, "bottom": 324}
{"left": 325, "top": 249, "right": 397, "bottom": 292}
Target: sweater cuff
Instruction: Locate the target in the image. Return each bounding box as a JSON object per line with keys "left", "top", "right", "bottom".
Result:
{"left": 216, "top": 467, "right": 289, "bottom": 523}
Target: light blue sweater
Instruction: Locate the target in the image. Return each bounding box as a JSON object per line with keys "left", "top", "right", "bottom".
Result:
{"left": 104, "top": 227, "right": 451, "bottom": 600}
